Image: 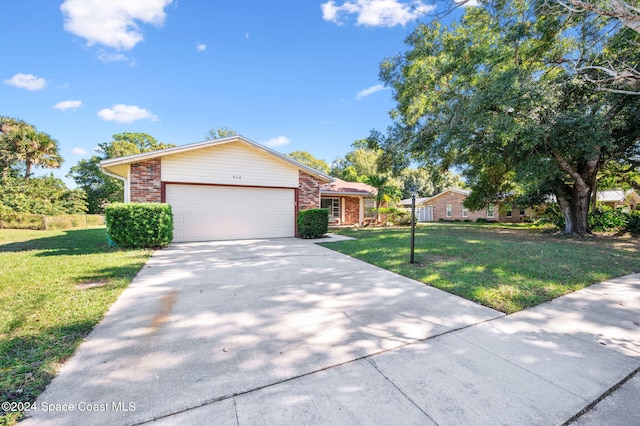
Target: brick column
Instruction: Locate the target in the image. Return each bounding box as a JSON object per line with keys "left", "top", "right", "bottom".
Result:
{"left": 298, "top": 171, "right": 321, "bottom": 210}
{"left": 130, "top": 158, "right": 162, "bottom": 203}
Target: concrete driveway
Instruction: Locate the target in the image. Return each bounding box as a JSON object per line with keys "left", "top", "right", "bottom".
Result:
{"left": 23, "top": 237, "right": 640, "bottom": 425}
{"left": 24, "top": 237, "right": 503, "bottom": 425}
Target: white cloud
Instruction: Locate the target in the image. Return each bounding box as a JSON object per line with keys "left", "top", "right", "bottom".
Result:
{"left": 97, "top": 104, "right": 159, "bottom": 123}
{"left": 321, "top": 0, "right": 435, "bottom": 27}
{"left": 60, "top": 0, "right": 173, "bottom": 50}
{"left": 97, "top": 51, "right": 135, "bottom": 64}
{"left": 265, "top": 136, "right": 290, "bottom": 147}
{"left": 4, "top": 73, "right": 47, "bottom": 91}
{"left": 53, "top": 100, "right": 83, "bottom": 110}
{"left": 356, "top": 84, "right": 387, "bottom": 100}
{"left": 196, "top": 43, "right": 207, "bottom": 51}
{"left": 455, "top": 0, "right": 480, "bottom": 6}
{"left": 72, "top": 147, "right": 88, "bottom": 155}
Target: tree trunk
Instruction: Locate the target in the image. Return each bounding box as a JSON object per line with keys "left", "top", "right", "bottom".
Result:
{"left": 556, "top": 184, "right": 593, "bottom": 235}
{"left": 553, "top": 151, "right": 600, "bottom": 235}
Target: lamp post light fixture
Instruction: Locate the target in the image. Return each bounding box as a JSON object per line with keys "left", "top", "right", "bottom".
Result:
{"left": 410, "top": 186, "right": 416, "bottom": 264}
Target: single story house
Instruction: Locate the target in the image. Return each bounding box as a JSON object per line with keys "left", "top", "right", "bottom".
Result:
{"left": 597, "top": 189, "right": 640, "bottom": 210}
{"left": 320, "top": 178, "right": 377, "bottom": 226}
{"left": 399, "top": 188, "right": 496, "bottom": 222}
{"left": 399, "top": 188, "right": 537, "bottom": 223}
{"left": 100, "top": 135, "right": 332, "bottom": 242}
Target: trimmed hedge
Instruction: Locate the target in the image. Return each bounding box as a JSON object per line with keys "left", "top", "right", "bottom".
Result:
{"left": 297, "top": 208, "right": 328, "bottom": 239}
{"left": 105, "top": 203, "right": 173, "bottom": 248}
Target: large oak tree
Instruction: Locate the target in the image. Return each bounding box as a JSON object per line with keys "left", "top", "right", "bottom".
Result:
{"left": 376, "top": 0, "right": 640, "bottom": 234}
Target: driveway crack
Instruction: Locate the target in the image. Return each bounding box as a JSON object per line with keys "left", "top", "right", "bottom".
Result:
{"left": 365, "top": 357, "right": 439, "bottom": 425}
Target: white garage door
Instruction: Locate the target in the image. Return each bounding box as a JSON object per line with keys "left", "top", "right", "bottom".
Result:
{"left": 166, "top": 184, "right": 295, "bottom": 242}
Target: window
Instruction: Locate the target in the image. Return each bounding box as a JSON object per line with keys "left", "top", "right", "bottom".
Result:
{"left": 462, "top": 207, "right": 468, "bottom": 218}
{"left": 487, "top": 204, "right": 495, "bottom": 218}
{"left": 520, "top": 209, "right": 526, "bottom": 216}
{"left": 446, "top": 204, "right": 452, "bottom": 217}
{"left": 505, "top": 203, "right": 512, "bottom": 218}
{"left": 364, "top": 198, "right": 376, "bottom": 218}
{"left": 321, "top": 197, "right": 340, "bottom": 219}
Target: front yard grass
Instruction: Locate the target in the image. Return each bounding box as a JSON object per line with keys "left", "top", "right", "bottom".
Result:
{"left": 323, "top": 223, "right": 640, "bottom": 314}
{"left": 0, "top": 228, "right": 151, "bottom": 425}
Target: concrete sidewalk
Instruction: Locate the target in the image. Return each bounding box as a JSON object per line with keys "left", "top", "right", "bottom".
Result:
{"left": 22, "top": 238, "right": 639, "bottom": 425}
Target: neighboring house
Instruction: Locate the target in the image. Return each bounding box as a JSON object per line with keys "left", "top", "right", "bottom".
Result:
{"left": 100, "top": 135, "right": 332, "bottom": 242}
{"left": 400, "top": 188, "right": 493, "bottom": 222}
{"left": 320, "top": 178, "right": 377, "bottom": 226}
{"left": 399, "top": 188, "right": 508, "bottom": 222}
{"left": 597, "top": 189, "right": 640, "bottom": 210}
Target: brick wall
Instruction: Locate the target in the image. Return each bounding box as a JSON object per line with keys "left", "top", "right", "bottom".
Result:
{"left": 344, "top": 196, "right": 359, "bottom": 224}
{"left": 298, "top": 171, "right": 321, "bottom": 211}
{"left": 130, "top": 158, "right": 162, "bottom": 203}
{"left": 429, "top": 191, "right": 491, "bottom": 222}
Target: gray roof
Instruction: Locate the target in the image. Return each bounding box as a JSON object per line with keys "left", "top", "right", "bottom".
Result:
{"left": 399, "top": 188, "right": 471, "bottom": 206}
{"left": 597, "top": 189, "right": 634, "bottom": 202}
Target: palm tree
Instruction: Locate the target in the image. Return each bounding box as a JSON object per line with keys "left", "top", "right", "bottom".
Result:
{"left": 0, "top": 117, "right": 27, "bottom": 180}
{"left": 363, "top": 175, "right": 401, "bottom": 224}
{"left": 0, "top": 117, "right": 63, "bottom": 180}
{"left": 17, "top": 127, "right": 62, "bottom": 179}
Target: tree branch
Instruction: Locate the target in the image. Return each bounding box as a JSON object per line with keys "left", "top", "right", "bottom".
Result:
{"left": 554, "top": 0, "right": 640, "bottom": 33}
{"left": 553, "top": 151, "right": 584, "bottom": 183}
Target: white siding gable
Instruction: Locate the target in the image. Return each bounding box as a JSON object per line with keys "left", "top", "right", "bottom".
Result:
{"left": 161, "top": 141, "right": 299, "bottom": 187}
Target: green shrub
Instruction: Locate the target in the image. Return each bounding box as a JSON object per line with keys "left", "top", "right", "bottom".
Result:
{"left": 297, "top": 208, "right": 328, "bottom": 239}
{"left": 105, "top": 203, "right": 173, "bottom": 248}
{"left": 395, "top": 211, "right": 416, "bottom": 226}
{"left": 589, "top": 206, "right": 628, "bottom": 232}
{"left": 475, "top": 218, "right": 488, "bottom": 223}
{"left": 1, "top": 213, "right": 43, "bottom": 230}
{"left": 0, "top": 214, "right": 105, "bottom": 230}
{"left": 627, "top": 210, "right": 640, "bottom": 236}
{"left": 376, "top": 207, "right": 414, "bottom": 226}
{"left": 536, "top": 205, "right": 564, "bottom": 229}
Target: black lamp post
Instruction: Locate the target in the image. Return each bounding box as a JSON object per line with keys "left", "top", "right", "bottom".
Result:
{"left": 410, "top": 186, "right": 416, "bottom": 264}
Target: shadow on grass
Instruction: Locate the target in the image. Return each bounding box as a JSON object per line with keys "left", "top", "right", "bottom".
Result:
{"left": 0, "top": 229, "right": 112, "bottom": 256}
{"left": 74, "top": 264, "right": 150, "bottom": 287}
{"left": 0, "top": 320, "right": 96, "bottom": 412}
{"left": 325, "top": 224, "right": 640, "bottom": 313}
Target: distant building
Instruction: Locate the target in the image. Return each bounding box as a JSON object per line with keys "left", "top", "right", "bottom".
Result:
{"left": 596, "top": 189, "right": 640, "bottom": 210}
{"left": 399, "top": 188, "right": 536, "bottom": 223}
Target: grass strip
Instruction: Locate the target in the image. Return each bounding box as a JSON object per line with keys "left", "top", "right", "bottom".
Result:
{"left": 0, "top": 228, "right": 151, "bottom": 424}
{"left": 322, "top": 223, "right": 640, "bottom": 314}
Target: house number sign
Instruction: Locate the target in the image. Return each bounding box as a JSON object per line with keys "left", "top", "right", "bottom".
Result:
{"left": 232, "top": 175, "right": 242, "bottom": 180}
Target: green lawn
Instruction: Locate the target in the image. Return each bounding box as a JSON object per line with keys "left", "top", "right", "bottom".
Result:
{"left": 323, "top": 223, "right": 640, "bottom": 314}
{"left": 0, "top": 228, "right": 151, "bottom": 425}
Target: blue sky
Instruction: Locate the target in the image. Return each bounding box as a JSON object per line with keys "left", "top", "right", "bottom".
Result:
{"left": 1, "top": 0, "right": 460, "bottom": 186}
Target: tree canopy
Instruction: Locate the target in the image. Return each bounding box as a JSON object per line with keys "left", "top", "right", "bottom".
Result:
{"left": 0, "top": 175, "right": 86, "bottom": 216}
{"left": 287, "top": 151, "right": 330, "bottom": 174}
{"left": 375, "top": 0, "right": 640, "bottom": 234}
{"left": 205, "top": 127, "right": 238, "bottom": 140}
{"left": 330, "top": 142, "right": 383, "bottom": 182}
